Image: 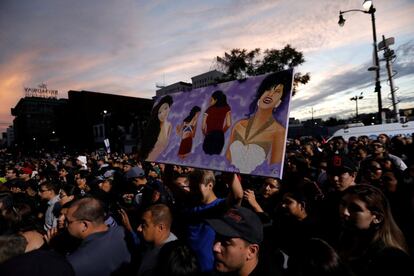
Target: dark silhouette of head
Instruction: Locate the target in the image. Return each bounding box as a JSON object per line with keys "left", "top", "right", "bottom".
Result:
{"left": 183, "top": 106, "right": 201, "bottom": 123}
{"left": 211, "top": 90, "right": 229, "bottom": 108}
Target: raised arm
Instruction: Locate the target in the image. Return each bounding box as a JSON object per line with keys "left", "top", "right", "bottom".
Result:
{"left": 226, "top": 173, "right": 243, "bottom": 207}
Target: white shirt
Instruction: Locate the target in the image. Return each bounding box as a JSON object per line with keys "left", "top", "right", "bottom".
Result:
{"left": 44, "top": 195, "right": 60, "bottom": 231}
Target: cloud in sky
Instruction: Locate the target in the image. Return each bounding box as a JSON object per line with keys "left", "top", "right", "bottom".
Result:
{"left": 0, "top": 0, "right": 413, "bottom": 132}
{"left": 290, "top": 39, "right": 414, "bottom": 119}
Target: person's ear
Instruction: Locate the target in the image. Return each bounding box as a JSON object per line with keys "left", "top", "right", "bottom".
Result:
{"left": 82, "top": 221, "right": 89, "bottom": 232}
{"left": 372, "top": 213, "right": 383, "bottom": 225}
{"left": 247, "top": 244, "right": 259, "bottom": 260}
{"left": 158, "top": 223, "right": 165, "bottom": 231}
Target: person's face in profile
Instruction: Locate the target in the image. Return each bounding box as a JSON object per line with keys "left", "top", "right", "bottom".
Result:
{"left": 372, "top": 143, "right": 385, "bottom": 155}
{"left": 175, "top": 176, "right": 190, "bottom": 192}
{"left": 209, "top": 96, "right": 217, "bottom": 106}
{"left": 356, "top": 148, "right": 368, "bottom": 161}
{"left": 281, "top": 195, "right": 305, "bottom": 219}
{"left": 158, "top": 103, "right": 170, "bottom": 122}
{"left": 137, "top": 210, "right": 157, "bottom": 243}
{"left": 59, "top": 168, "right": 68, "bottom": 177}
{"left": 258, "top": 84, "right": 283, "bottom": 110}
{"left": 66, "top": 206, "right": 84, "bottom": 239}
{"left": 378, "top": 134, "right": 388, "bottom": 145}
{"left": 332, "top": 171, "right": 355, "bottom": 192}
{"left": 58, "top": 207, "right": 69, "bottom": 229}
{"left": 213, "top": 235, "right": 251, "bottom": 273}
{"left": 339, "top": 194, "right": 379, "bottom": 230}
{"left": 99, "top": 180, "right": 112, "bottom": 193}
{"left": 364, "top": 162, "right": 383, "bottom": 181}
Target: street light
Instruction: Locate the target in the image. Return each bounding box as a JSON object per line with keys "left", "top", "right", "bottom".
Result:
{"left": 102, "top": 110, "right": 108, "bottom": 139}
{"left": 350, "top": 92, "right": 364, "bottom": 118}
{"left": 339, "top": 0, "right": 382, "bottom": 124}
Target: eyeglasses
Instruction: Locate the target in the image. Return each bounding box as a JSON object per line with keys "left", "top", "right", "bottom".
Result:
{"left": 39, "top": 189, "right": 51, "bottom": 193}
{"left": 64, "top": 218, "right": 85, "bottom": 226}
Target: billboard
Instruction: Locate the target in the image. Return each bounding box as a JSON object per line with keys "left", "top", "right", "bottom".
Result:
{"left": 140, "top": 69, "right": 293, "bottom": 178}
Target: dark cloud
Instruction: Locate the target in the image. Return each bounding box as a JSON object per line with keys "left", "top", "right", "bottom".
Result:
{"left": 392, "top": 40, "right": 414, "bottom": 77}
{"left": 292, "top": 40, "right": 414, "bottom": 109}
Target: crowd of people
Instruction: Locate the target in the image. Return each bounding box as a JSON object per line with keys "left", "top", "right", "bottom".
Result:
{"left": 0, "top": 132, "right": 413, "bottom": 275}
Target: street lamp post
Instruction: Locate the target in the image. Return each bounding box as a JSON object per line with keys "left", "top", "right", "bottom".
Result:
{"left": 339, "top": 0, "right": 382, "bottom": 124}
{"left": 102, "top": 110, "right": 108, "bottom": 139}
{"left": 350, "top": 92, "right": 364, "bottom": 118}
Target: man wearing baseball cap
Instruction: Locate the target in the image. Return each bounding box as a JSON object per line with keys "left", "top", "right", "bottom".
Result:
{"left": 207, "top": 206, "right": 271, "bottom": 276}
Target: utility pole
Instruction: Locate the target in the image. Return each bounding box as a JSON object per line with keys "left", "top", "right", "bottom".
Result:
{"left": 311, "top": 107, "right": 314, "bottom": 121}
{"left": 379, "top": 35, "right": 399, "bottom": 122}
{"left": 350, "top": 92, "right": 364, "bottom": 118}
{"left": 339, "top": 0, "right": 382, "bottom": 124}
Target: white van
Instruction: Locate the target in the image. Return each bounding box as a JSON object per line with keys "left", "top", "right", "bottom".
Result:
{"left": 330, "top": 121, "right": 414, "bottom": 141}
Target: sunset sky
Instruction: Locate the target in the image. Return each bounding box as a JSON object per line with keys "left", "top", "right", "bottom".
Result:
{"left": 1, "top": 0, "right": 413, "bottom": 133}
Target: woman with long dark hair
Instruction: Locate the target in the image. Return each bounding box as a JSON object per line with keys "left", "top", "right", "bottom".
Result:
{"left": 226, "top": 71, "right": 291, "bottom": 173}
{"left": 176, "top": 106, "right": 201, "bottom": 159}
{"left": 201, "top": 90, "right": 231, "bottom": 155}
{"left": 140, "top": 95, "right": 173, "bottom": 161}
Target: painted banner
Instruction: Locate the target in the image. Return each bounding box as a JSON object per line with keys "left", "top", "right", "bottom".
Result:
{"left": 140, "top": 69, "right": 293, "bottom": 178}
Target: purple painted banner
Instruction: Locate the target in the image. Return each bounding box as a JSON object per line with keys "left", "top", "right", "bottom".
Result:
{"left": 140, "top": 69, "right": 293, "bottom": 178}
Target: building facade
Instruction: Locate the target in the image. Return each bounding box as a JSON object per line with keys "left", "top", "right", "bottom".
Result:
{"left": 155, "top": 82, "right": 192, "bottom": 97}
{"left": 10, "top": 90, "right": 153, "bottom": 153}
{"left": 155, "top": 70, "right": 225, "bottom": 98}
{"left": 11, "top": 96, "right": 67, "bottom": 150}
{"left": 62, "top": 90, "right": 153, "bottom": 152}
{"left": 191, "top": 70, "right": 224, "bottom": 89}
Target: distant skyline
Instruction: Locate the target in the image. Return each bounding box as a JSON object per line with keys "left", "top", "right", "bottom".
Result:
{"left": 1, "top": 0, "right": 413, "bottom": 133}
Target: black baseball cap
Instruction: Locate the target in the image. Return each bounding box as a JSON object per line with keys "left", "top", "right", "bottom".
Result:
{"left": 327, "top": 155, "right": 358, "bottom": 176}
{"left": 206, "top": 206, "right": 263, "bottom": 244}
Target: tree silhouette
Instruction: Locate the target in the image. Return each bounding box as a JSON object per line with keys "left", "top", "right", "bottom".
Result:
{"left": 216, "top": 44, "right": 310, "bottom": 96}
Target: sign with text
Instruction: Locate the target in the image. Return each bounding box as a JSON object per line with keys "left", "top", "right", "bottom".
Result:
{"left": 140, "top": 69, "right": 293, "bottom": 178}
{"left": 24, "top": 84, "right": 58, "bottom": 99}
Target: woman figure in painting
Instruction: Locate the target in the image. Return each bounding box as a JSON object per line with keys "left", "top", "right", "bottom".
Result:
{"left": 226, "top": 71, "right": 291, "bottom": 174}
{"left": 202, "top": 90, "right": 231, "bottom": 155}
{"left": 176, "top": 106, "right": 201, "bottom": 159}
{"left": 140, "top": 95, "right": 173, "bottom": 160}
